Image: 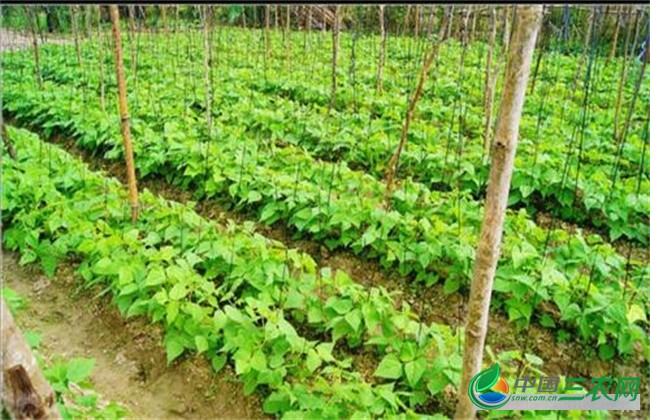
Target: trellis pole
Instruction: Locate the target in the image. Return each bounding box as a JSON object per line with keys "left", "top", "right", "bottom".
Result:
{"left": 383, "top": 8, "right": 450, "bottom": 205}
{"left": 377, "top": 5, "right": 387, "bottom": 95}
{"left": 109, "top": 5, "right": 139, "bottom": 223}
{"left": 329, "top": 5, "right": 341, "bottom": 112}
{"left": 455, "top": 6, "right": 542, "bottom": 419}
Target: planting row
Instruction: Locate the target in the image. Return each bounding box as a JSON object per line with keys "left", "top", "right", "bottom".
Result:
{"left": 3, "top": 126, "right": 468, "bottom": 416}
{"left": 9, "top": 32, "right": 648, "bottom": 244}
{"left": 4, "top": 63, "right": 648, "bottom": 365}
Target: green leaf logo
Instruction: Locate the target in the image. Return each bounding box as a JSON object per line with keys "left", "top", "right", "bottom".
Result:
{"left": 468, "top": 364, "right": 510, "bottom": 410}
{"left": 476, "top": 363, "right": 500, "bottom": 392}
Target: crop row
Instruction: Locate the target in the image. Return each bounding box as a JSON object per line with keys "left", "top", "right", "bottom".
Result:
{"left": 3, "top": 126, "right": 472, "bottom": 417}
{"left": 3, "top": 62, "right": 648, "bottom": 365}
{"left": 10, "top": 31, "right": 648, "bottom": 244}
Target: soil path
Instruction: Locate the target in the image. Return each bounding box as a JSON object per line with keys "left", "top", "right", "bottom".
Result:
{"left": 3, "top": 251, "right": 265, "bottom": 419}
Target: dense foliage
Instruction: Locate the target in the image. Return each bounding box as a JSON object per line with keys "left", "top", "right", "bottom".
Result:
{"left": 1, "top": 12, "right": 648, "bottom": 418}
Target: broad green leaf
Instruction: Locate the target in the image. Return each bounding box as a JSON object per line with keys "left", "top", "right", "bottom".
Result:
{"left": 66, "top": 358, "right": 96, "bottom": 384}
{"left": 374, "top": 354, "right": 402, "bottom": 380}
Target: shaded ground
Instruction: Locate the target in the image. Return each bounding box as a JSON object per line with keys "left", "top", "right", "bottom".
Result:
{"left": 2, "top": 251, "right": 265, "bottom": 419}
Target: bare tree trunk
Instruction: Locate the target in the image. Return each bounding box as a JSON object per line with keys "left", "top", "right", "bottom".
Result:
{"left": 377, "top": 5, "right": 387, "bottom": 95}
{"left": 25, "top": 6, "right": 43, "bottom": 89}
{"left": 274, "top": 5, "right": 279, "bottom": 29}
{"left": 161, "top": 5, "right": 168, "bottom": 33}
{"left": 201, "top": 6, "right": 213, "bottom": 137}
{"left": 455, "top": 6, "right": 542, "bottom": 419}
{"left": 529, "top": 7, "right": 547, "bottom": 95}
{"left": 285, "top": 5, "right": 291, "bottom": 72}
{"left": 265, "top": 5, "right": 271, "bottom": 61}
{"left": 614, "top": 7, "right": 636, "bottom": 138}
{"left": 98, "top": 6, "right": 105, "bottom": 112}
{"left": 502, "top": 6, "right": 511, "bottom": 53}
{"left": 85, "top": 5, "right": 92, "bottom": 39}
{"left": 608, "top": 5, "right": 622, "bottom": 62}
{"left": 329, "top": 5, "right": 341, "bottom": 111}
{"left": 572, "top": 7, "right": 595, "bottom": 90}
{"left": 109, "top": 5, "right": 139, "bottom": 223}
{"left": 128, "top": 5, "right": 137, "bottom": 76}
{"left": 71, "top": 5, "right": 82, "bottom": 67}
{"left": 414, "top": 6, "right": 420, "bottom": 39}
{"left": 403, "top": 5, "right": 411, "bottom": 37}
{"left": 384, "top": 12, "right": 450, "bottom": 205}
{"left": 307, "top": 6, "right": 312, "bottom": 33}
{"left": 483, "top": 8, "right": 498, "bottom": 155}
{"left": 446, "top": 6, "right": 455, "bottom": 39}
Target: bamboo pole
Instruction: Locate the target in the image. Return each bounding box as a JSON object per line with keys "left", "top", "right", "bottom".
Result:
{"left": 572, "top": 7, "right": 595, "bottom": 91}
{"left": 201, "top": 5, "right": 213, "bottom": 137}
{"left": 109, "top": 5, "right": 139, "bottom": 223}
{"left": 608, "top": 5, "right": 622, "bottom": 62}
{"left": 455, "top": 6, "right": 542, "bottom": 419}
{"left": 329, "top": 5, "right": 340, "bottom": 111}
{"left": 71, "top": 5, "right": 82, "bottom": 67}
{"left": 25, "top": 6, "right": 43, "bottom": 89}
{"left": 614, "top": 8, "right": 637, "bottom": 139}
{"left": 97, "top": 6, "right": 105, "bottom": 112}
{"left": 264, "top": 5, "right": 271, "bottom": 62}
{"left": 377, "top": 5, "right": 387, "bottom": 95}
{"left": 384, "top": 10, "right": 450, "bottom": 205}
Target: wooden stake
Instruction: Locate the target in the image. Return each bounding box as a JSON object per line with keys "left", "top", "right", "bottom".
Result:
{"left": 98, "top": 6, "right": 105, "bottom": 112}
{"left": 264, "top": 5, "right": 271, "bottom": 61}
{"left": 608, "top": 5, "right": 622, "bottom": 62}
{"left": 384, "top": 9, "right": 450, "bottom": 205}
{"left": 377, "top": 5, "right": 387, "bottom": 95}
{"left": 109, "top": 5, "right": 139, "bottom": 223}
{"left": 329, "top": 5, "right": 340, "bottom": 112}
{"left": 572, "top": 7, "right": 595, "bottom": 91}
{"left": 455, "top": 6, "right": 542, "bottom": 419}
{"left": 614, "top": 7, "right": 636, "bottom": 138}
{"left": 201, "top": 5, "right": 213, "bottom": 137}
{"left": 71, "top": 5, "right": 82, "bottom": 67}
{"left": 25, "top": 6, "right": 43, "bottom": 89}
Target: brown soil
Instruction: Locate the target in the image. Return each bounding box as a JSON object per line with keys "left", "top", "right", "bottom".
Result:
{"left": 2, "top": 251, "right": 266, "bottom": 419}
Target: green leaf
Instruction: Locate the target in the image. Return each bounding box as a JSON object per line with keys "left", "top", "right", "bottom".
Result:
{"left": 66, "top": 358, "right": 96, "bottom": 384}
{"left": 443, "top": 277, "right": 460, "bottom": 295}
{"left": 263, "top": 391, "right": 291, "bottom": 414}
{"left": 306, "top": 348, "right": 322, "bottom": 374}
{"left": 165, "top": 336, "right": 185, "bottom": 365}
{"left": 145, "top": 266, "right": 166, "bottom": 287}
{"left": 405, "top": 358, "right": 426, "bottom": 387}
{"left": 598, "top": 344, "right": 615, "bottom": 361}
{"left": 211, "top": 354, "right": 227, "bottom": 373}
{"left": 374, "top": 354, "right": 403, "bottom": 380}
{"left": 166, "top": 301, "right": 179, "bottom": 324}
{"left": 626, "top": 304, "right": 646, "bottom": 324}
{"left": 251, "top": 350, "right": 267, "bottom": 371}
{"left": 169, "top": 283, "right": 187, "bottom": 300}
{"left": 195, "top": 335, "right": 209, "bottom": 354}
